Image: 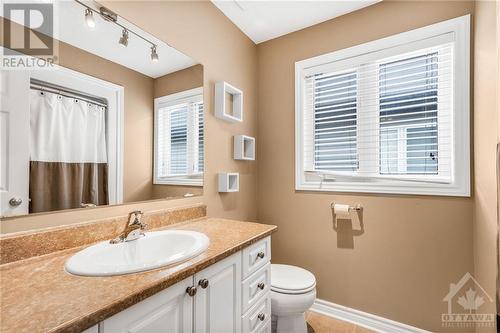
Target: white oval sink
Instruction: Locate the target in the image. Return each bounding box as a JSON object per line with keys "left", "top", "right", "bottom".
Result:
{"left": 65, "top": 230, "right": 209, "bottom": 277}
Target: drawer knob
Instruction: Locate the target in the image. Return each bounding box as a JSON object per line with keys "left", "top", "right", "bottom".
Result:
{"left": 186, "top": 286, "right": 197, "bottom": 297}
{"left": 257, "top": 313, "right": 266, "bottom": 321}
{"left": 257, "top": 251, "right": 265, "bottom": 259}
{"left": 198, "top": 279, "right": 209, "bottom": 289}
{"left": 257, "top": 282, "right": 265, "bottom": 290}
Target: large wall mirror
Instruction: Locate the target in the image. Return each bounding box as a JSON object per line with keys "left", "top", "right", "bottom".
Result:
{"left": 0, "top": 1, "right": 204, "bottom": 220}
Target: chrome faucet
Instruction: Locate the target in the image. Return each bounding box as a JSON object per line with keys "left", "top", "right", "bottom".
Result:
{"left": 110, "top": 210, "right": 147, "bottom": 244}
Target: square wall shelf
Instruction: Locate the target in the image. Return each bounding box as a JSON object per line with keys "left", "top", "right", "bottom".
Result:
{"left": 215, "top": 81, "right": 243, "bottom": 123}
{"left": 234, "top": 135, "right": 255, "bottom": 160}
{"left": 218, "top": 173, "right": 239, "bottom": 192}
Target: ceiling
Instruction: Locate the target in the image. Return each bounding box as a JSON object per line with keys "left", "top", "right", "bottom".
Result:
{"left": 211, "top": 0, "right": 381, "bottom": 44}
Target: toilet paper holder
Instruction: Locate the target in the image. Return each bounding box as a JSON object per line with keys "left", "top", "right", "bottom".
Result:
{"left": 330, "top": 202, "right": 363, "bottom": 213}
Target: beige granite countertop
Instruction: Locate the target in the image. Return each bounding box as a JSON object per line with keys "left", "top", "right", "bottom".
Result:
{"left": 0, "top": 218, "right": 277, "bottom": 333}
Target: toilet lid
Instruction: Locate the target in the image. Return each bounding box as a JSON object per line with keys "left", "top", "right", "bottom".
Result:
{"left": 271, "top": 264, "right": 316, "bottom": 294}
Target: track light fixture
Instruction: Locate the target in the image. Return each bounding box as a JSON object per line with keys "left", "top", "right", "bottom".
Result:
{"left": 151, "top": 45, "right": 159, "bottom": 62}
{"left": 76, "top": 0, "right": 160, "bottom": 62}
{"left": 84, "top": 8, "right": 95, "bottom": 28}
{"left": 119, "top": 29, "right": 129, "bottom": 47}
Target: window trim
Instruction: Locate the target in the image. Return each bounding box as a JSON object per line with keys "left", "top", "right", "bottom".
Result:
{"left": 154, "top": 87, "right": 204, "bottom": 187}
{"left": 295, "top": 15, "right": 470, "bottom": 197}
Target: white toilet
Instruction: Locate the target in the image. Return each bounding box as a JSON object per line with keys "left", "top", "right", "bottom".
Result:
{"left": 270, "top": 264, "right": 317, "bottom": 333}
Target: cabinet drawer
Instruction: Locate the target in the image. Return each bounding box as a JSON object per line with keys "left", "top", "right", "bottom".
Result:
{"left": 242, "top": 263, "right": 270, "bottom": 313}
{"left": 242, "top": 237, "right": 270, "bottom": 278}
{"left": 242, "top": 295, "right": 271, "bottom": 333}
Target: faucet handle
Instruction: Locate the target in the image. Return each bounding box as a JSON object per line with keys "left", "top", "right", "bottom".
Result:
{"left": 128, "top": 210, "right": 144, "bottom": 225}
{"left": 131, "top": 210, "right": 143, "bottom": 218}
{"left": 133, "top": 211, "right": 147, "bottom": 231}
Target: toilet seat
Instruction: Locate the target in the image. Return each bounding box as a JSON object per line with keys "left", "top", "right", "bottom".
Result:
{"left": 271, "top": 264, "right": 316, "bottom": 295}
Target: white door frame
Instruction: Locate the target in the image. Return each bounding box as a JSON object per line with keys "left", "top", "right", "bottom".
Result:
{"left": 30, "top": 65, "right": 124, "bottom": 205}
{"left": 0, "top": 70, "right": 31, "bottom": 216}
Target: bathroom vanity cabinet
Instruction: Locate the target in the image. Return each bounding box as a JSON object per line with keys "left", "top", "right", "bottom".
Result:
{"left": 86, "top": 236, "right": 271, "bottom": 333}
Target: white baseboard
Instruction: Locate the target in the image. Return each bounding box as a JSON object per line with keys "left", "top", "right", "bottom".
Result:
{"left": 310, "top": 299, "right": 431, "bottom": 333}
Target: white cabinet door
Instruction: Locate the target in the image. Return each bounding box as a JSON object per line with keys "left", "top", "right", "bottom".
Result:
{"left": 0, "top": 70, "right": 30, "bottom": 216}
{"left": 101, "top": 277, "right": 193, "bottom": 333}
{"left": 194, "top": 252, "right": 242, "bottom": 333}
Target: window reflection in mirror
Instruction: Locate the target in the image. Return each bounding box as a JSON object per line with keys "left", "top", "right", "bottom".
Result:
{"left": 154, "top": 87, "right": 204, "bottom": 187}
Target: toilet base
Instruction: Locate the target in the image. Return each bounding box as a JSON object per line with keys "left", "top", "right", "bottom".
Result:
{"left": 270, "top": 287, "right": 316, "bottom": 333}
{"left": 271, "top": 313, "right": 307, "bottom": 333}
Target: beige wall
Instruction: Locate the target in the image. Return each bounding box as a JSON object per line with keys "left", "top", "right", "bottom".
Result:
{"left": 154, "top": 64, "right": 203, "bottom": 98}
{"left": 1, "top": 1, "right": 258, "bottom": 232}
{"left": 473, "top": 1, "right": 499, "bottom": 331}
{"left": 152, "top": 64, "right": 204, "bottom": 199}
{"left": 257, "top": 1, "right": 474, "bottom": 332}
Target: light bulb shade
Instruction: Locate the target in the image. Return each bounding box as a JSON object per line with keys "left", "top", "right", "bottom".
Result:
{"left": 151, "top": 46, "right": 159, "bottom": 62}
{"left": 119, "top": 29, "right": 128, "bottom": 47}
{"left": 85, "top": 9, "right": 95, "bottom": 28}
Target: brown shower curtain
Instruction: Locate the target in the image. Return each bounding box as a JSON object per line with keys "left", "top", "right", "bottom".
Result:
{"left": 29, "top": 161, "right": 108, "bottom": 213}
{"left": 29, "top": 89, "right": 109, "bottom": 213}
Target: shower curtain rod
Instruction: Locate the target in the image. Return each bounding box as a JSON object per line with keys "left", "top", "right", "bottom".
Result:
{"left": 30, "top": 79, "right": 108, "bottom": 108}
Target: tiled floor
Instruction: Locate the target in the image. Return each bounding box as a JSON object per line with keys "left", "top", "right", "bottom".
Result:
{"left": 306, "top": 311, "right": 375, "bottom": 333}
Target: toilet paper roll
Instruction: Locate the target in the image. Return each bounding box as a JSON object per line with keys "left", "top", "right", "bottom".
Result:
{"left": 333, "top": 204, "right": 350, "bottom": 216}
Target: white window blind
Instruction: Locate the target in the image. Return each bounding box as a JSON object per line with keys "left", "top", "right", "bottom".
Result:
{"left": 378, "top": 51, "right": 445, "bottom": 176}
{"left": 197, "top": 103, "right": 204, "bottom": 173}
{"left": 308, "top": 70, "right": 358, "bottom": 172}
{"left": 296, "top": 15, "right": 470, "bottom": 196}
{"left": 154, "top": 87, "right": 204, "bottom": 186}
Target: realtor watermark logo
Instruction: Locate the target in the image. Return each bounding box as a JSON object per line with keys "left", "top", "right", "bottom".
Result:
{"left": 1, "top": 0, "right": 59, "bottom": 70}
{"left": 442, "top": 272, "right": 495, "bottom": 329}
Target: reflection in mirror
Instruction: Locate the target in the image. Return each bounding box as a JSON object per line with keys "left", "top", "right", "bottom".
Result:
{"left": 0, "top": 1, "right": 204, "bottom": 218}
{"left": 154, "top": 87, "right": 204, "bottom": 188}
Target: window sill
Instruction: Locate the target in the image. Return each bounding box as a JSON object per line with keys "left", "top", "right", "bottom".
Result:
{"left": 154, "top": 178, "right": 203, "bottom": 187}
{"left": 295, "top": 178, "right": 470, "bottom": 197}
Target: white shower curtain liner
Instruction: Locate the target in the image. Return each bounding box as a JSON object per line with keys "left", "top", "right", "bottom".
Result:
{"left": 30, "top": 90, "right": 107, "bottom": 163}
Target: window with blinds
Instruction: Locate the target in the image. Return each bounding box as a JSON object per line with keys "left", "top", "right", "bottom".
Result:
{"left": 378, "top": 51, "right": 442, "bottom": 176}
{"left": 154, "top": 88, "right": 204, "bottom": 186}
{"left": 311, "top": 70, "right": 358, "bottom": 172}
{"left": 296, "top": 16, "right": 470, "bottom": 196}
